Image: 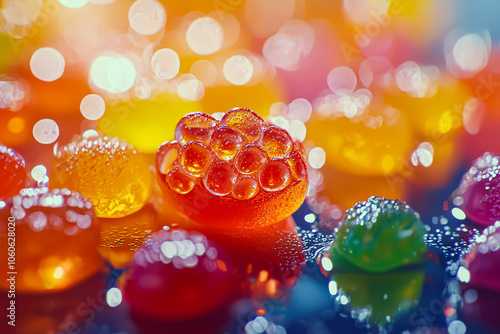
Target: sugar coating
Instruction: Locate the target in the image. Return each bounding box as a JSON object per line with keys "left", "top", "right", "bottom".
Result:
{"left": 51, "top": 135, "right": 152, "bottom": 218}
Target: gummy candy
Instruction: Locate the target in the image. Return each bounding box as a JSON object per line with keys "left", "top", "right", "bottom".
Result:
{"left": 0, "top": 143, "right": 26, "bottom": 199}
{"left": 453, "top": 152, "right": 500, "bottom": 226}
{"left": 310, "top": 164, "right": 406, "bottom": 214}
{"left": 329, "top": 197, "right": 427, "bottom": 272}
{"left": 98, "top": 94, "right": 201, "bottom": 153}
{"left": 0, "top": 188, "right": 102, "bottom": 292}
{"left": 306, "top": 111, "right": 413, "bottom": 176}
{"left": 156, "top": 108, "right": 308, "bottom": 228}
{"left": 51, "top": 135, "right": 153, "bottom": 218}
{"left": 383, "top": 79, "right": 470, "bottom": 139}
{"left": 122, "top": 229, "right": 234, "bottom": 320}
{"left": 201, "top": 80, "right": 281, "bottom": 118}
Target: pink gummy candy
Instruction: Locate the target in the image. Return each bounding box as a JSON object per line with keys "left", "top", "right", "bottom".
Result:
{"left": 462, "top": 226, "right": 500, "bottom": 293}
{"left": 453, "top": 152, "right": 500, "bottom": 226}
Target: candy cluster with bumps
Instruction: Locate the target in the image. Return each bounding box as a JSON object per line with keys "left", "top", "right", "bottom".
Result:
{"left": 156, "top": 108, "right": 308, "bottom": 228}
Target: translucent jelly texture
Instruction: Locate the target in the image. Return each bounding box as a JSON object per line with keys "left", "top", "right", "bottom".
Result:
{"left": 0, "top": 143, "right": 26, "bottom": 199}
{"left": 156, "top": 108, "right": 308, "bottom": 228}
{"left": 330, "top": 197, "right": 427, "bottom": 272}
{"left": 123, "top": 229, "right": 234, "bottom": 320}
{"left": 0, "top": 188, "right": 102, "bottom": 292}
{"left": 454, "top": 152, "right": 500, "bottom": 226}
{"left": 51, "top": 135, "right": 152, "bottom": 218}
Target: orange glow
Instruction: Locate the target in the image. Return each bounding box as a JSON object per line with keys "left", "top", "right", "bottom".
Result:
{"left": 258, "top": 270, "right": 269, "bottom": 282}
{"left": 216, "top": 259, "right": 228, "bottom": 272}
{"left": 266, "top": 279, "right": 278, "bottom": 296}
{"left": 7, "top": 116, "right": 25, "bottom": 133}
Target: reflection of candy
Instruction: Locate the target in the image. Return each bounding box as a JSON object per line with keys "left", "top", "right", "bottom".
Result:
{"left": 332, "top": 269, "right": 424, "bottom": 326}
{"left": 330, "top": 197, "right": 427, "bottom": 272}
{"left": 14, "top": 274, "right": 105, "bottom": 334}
{"left": 51, "top": 135, "right": 153, "bottom": 218}
{"left": 0, "top": 143, "right": 26, "bottom": 199}
{"left": 156, "top": 109, "right": 308, "bottom": 228}
{"left": 454, "top": 152, "right": 500, "bottom": 226}
{"left": 123, "top": 229, "right": 234, "bottom": 320}
{"left": 99, "top": 204, "right": 158, "bottom": 269}
{"left": 0, "top": 188, "right": 102, "bottom": 292}
{"left": 180, "top": 216, "right": 305, "bottom": 282}
{"left": 462, "top": 227, "right": 500, "bottom": 293}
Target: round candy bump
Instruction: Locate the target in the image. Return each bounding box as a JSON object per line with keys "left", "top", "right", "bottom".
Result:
{"left": 0, "top": 143, "right": 27, "bottom": 199}
{"left": 167, "top": 165, "right": 196, "bottom": 194}
{"left": 235, "top": 144, "right": 268, "bottom": 174}
{"left": 261, "top": 126, "right": 293, "bottom": 158}
{"left": 221, "top": 107, "right": 265, "bottom": 142}
{"left": 210, "top": 126, "right": 246, "bottom": 161}
{"left": 203, "top": 161, "right": 238, "bottom": 196}
{"left": 175, "top": 112, "right": 218, "bottom": 145}
{"left": 232, "top": 175, "right": 260, "bottom": 200}
{"left": 179, "top": 141, "right": 213, "bottom": 177}
{"left": 293, "top": 140, "right": 306, "bottom": 159}
{"left": 156, "top": 141, "right": 181, "bottom": 175}
{"left": 259, "top": 159, "right": 292, "bottom": 192}
{"left": 287, "top": 151, "right": 307, "bottom": 181}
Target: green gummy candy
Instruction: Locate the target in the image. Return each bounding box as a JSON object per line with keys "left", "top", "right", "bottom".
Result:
{"left": 330, "top": 196, "right": 427, "bottom": 272}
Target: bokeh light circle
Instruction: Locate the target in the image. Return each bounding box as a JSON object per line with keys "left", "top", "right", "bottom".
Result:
{"left": 30, "top": 48, "right": 65, "bottom": 82}
{"left": 33, "top": 119, "right": 60, "bottom": 144}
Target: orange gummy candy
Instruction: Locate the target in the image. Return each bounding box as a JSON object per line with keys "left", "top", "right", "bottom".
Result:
{"left": 156, "top": 108, "right": 308, "bottom": 228}
{"left": 0, "top": 188, "right": 102, "bottom": 292}
{"left": 51, "top": 135, "right": 153, "bottom": 218}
